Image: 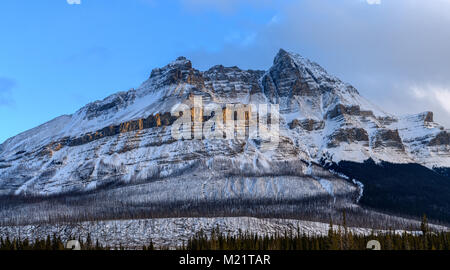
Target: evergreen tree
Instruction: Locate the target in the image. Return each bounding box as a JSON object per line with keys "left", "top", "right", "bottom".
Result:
{"left": 421, "top": 214, "right": 429, "bottom": 235}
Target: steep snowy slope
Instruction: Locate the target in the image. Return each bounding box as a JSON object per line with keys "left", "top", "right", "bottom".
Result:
{"left": 0, "top": 49, "right": 448, "bottom": 196}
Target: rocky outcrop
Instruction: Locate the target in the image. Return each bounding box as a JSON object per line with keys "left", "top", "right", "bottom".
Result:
{"left": 69, "top": 112, "right": 177, "bottom": 147}
{"left": 423, "top": 111, "right": 434, "bottom": 123}
{"left": 203, "top": 65, "right": 264, "bottom": 99}
{"left": 29, "top": 112, "right": 180, "bottom": 160}
{"left": 289, "top": 119, "right": 325, "bottom": 131}
{"left": 328, "top": 128, "right": 369, "bottom": 147}
{"left": 378, "top": 116, "right": 398, "bottom": 126}
{"left": 326, "top": 104, "right": 374, "bottom": 119}
{"left": 373, "top": 129, "right": 405, "bottom": 150}
{"left": 84, "top": 91, "right": 137, "bottom": 120}
{"left": 203, "top": 65, "right": 264, "bottom": 83}
{"left": 149, "top": 56, "right": 205, "bottom": 89}
{"left": 429, "top": 131, "right": 450, "bottom": 146}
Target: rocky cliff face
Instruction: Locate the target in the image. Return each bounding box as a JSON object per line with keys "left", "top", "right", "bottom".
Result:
{"left": 0, "top": 49, "right": 448, "bottom": 196}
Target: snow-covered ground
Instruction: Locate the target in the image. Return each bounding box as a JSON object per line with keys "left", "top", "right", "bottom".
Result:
{"left": 1, "top": 216, "right": 446, "bottom": 249}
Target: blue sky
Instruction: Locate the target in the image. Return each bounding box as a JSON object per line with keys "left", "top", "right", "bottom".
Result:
{"left": 1, "top": 0, "right": 450, "bottom": 143}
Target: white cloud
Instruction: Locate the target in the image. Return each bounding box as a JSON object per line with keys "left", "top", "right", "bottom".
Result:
{"left": 366, "top": 0, "right": 381, "bottom": 5}
{"left": 413, "top": 85, "right": 450, "bottom": 114}
{"left": 434, "top": 91, "right": 450, "bottom": 114}
{"left": 67, "top": 0, "right": 81, "bottom": 4}
{"left": 268, "top": 15, "right": 280, "bottom": 25}
{"left": 180, "top": 0, "right": 275, "bottom": 14}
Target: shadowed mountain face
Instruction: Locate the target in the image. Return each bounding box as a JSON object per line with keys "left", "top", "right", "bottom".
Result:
{"left": 0, "top": 49, "right": 448, "bottom": 208}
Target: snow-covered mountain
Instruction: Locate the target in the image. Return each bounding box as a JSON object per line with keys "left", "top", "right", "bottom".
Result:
{"left": 0, "top": 49, "right": 448, "bottom": 196}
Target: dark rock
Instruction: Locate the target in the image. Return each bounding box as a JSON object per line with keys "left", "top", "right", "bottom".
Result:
{"left": 85, "top": 91, "right": 136, "bottom": 120}
{"left": 37, "top": 147, "right": 52, "bottom": 157}
{"left": 289, "top": 119, "right": 300, "bottom": 129}
{"left": 424, "top": 111, "right": 434, "bottom": 122}
{"left": 372, "top": 129, "right": 405, "bottom": 150}
{"left": 262, "top": 49, "right": 317, "bottom": 99}
{"left": 67, "top": 112, "right": 178, "bottom": 147}
{"left": 39, "top": 168, "right": 57, "bottom": 179}
{"left": 360, "top": 110, "right": 375, "bottom": 118}
{"left": 75, "top": 161, "right": 95, "bottom": 181}
{"left": 0, "top": 164, "right": 11, "bottom": 169}
{"left": 429, "top": 131, "right": 450, "bottom": 146}
{"left": 203, "top": 65, "right": 264, "bottom": 97}
{"left": 150, "top": 57, "right": 204, "bottom": 89}
{"left": 328, "top": 128, "right": 369, "bottom": 147}
{"left": 377, "top": 116, "right": 398, "bottom": 125}
{"left": 325, "top": 104, "right": 373, "bottom": 119}
{"left": 289, "top": 119, "right": 324, "bottom": 131}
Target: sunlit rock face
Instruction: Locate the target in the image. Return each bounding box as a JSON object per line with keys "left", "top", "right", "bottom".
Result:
{"left": 0, "top": 49, "right": 448, "bottom": 197}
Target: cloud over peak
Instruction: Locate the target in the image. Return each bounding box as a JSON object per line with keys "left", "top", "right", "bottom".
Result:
{"left": 366, "top": 0, "right": 381, "bottom": 4}
{"left": 67, "top": 0, "right": 81, "bottom": 5}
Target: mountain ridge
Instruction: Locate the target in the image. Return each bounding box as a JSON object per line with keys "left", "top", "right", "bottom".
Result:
{"left": 0, "top": 49, "right": 448, "bottom": 196}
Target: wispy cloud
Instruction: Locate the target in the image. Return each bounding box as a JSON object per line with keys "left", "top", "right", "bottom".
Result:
{"left": 0, "top": 77, "right": 16, "bottom": 106}
{"left": 366, "top": 0, "right": 381, "bottom": 5}
{"left": 67, "top": 0, "right": 81, "bottom": 5}
{"left": 180, "top": 0, "right": 275, "bottom": 14}
{"left": 413, "top": 85, "right": 450, "bottom": 114}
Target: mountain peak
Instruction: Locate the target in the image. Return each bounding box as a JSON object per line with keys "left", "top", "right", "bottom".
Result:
{"left": 273, "top": 49, "right": 324, "bottom": 74}
{"left": 145, "top": 56, "right": 203, "bottom": 90}
{"left": 165, "top": 56, "right": 193, "bottom": 70}
{"left": 171, "top": 56, "right": 192, "bottom": 67}
{"left": 149, "top": 56, "right": 193, "bottom": 78}
{"left": 262, "top": 49, "right": 331, "bottom": 104}
{"left": 274, "top": 48, "right": 297, "bottom": 66}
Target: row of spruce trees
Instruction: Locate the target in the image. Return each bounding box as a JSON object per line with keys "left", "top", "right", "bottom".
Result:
{"left": 0, "top": 233, "right": 111, "bottom": 250}
{"left": 1, "top": 215, "right": 449, "bottom": 250}
{"left": 180, "top": 227, "right": 450, "bottom": 250}
{"left": 172, "top": 214, "right": 450, "bottom": 251}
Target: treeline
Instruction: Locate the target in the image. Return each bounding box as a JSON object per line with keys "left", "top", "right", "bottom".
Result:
{"left": 1, "top": 216, "right": 449, "bottom": 250}
{"left": 3, "top": 230, "right": 450, "bottom": 250}
{"left": 434, "top": 167, "right": 450, "bottom": 178}
{"left": 179, "top": 228, "right": 450, "bottom": 251}
{"left": 179, "top": 215, "right": 450, "bottom": 251}
{"left": 0, "top": 233, "right": 109, "bottom": 251}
